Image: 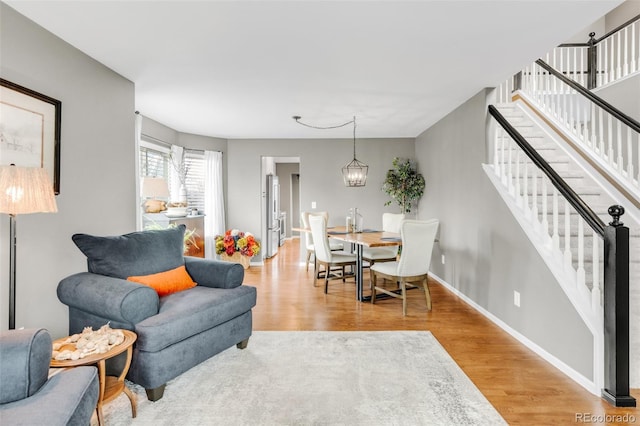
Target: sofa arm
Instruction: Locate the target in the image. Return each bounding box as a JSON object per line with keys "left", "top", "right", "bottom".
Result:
{"left": 0, "top": 366, "right": 99, "bottom": 426}
{"left": 0, "top": 328, "right": 51, "bottom": 404}
{"left": 57, "top": 272, "right": 159, "bottom": 326}
{"left": 184, "top": 257, "right": 244, "bottom": 289}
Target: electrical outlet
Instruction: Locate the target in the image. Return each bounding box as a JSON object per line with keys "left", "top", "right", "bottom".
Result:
{"left": 514, "top": 291, "right": 521, "bottom": 307}
{"left": 441, "top": 254, "right": 445, "bottom": 265}
{"left": 311, "top": 201, "right": 316, "bottom": 209}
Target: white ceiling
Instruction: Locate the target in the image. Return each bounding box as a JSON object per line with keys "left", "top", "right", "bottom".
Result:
{"left": 4, "top": 0, "right": 624, "bottom": 139}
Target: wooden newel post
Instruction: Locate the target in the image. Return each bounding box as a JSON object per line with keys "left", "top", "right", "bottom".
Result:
{"left": 602, "top": 205, "right": 636, "bottom": 407}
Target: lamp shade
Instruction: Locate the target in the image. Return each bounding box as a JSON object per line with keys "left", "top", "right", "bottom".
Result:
{"left": 141, "top": 177, "right": 169, "bottom": 198}
{"left": 0, "top": 165, "right": 58, "bottom": 215}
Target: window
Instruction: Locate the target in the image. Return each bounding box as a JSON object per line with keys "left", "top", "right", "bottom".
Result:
{"left": 182, "top": 150, "right": 205, "bottom": 213}
{"left": 140, "top": 141, "right": 169, "bottom": 179}
{"left": 138, "top": 141, "right": 205, "bottom": 213}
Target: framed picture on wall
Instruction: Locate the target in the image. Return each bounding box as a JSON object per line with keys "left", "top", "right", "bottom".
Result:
{"left": 0, "top": 78, "right": 61, "bottom": 194}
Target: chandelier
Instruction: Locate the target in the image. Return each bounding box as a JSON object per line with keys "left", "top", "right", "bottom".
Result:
{"left": 292, "top": 115, "right": 368, "bottom": 187}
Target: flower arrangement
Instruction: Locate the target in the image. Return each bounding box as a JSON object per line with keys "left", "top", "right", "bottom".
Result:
{"left": 215, "top": 229, "right": 260, "bottom": 257}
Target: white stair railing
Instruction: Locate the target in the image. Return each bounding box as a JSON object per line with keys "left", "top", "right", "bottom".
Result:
{"left": 549, "top": 16, "right": 639, "bottom": 89}
{"left": 496, "top": 75, "right": 517, "bottom": 104}
{"left": 487, "top": 105, "right": 635, "bottom": 406}
{"left": 488, "top": 105, "right": 606, "bottom": 330}
{"left": 517, "top": 60, "right": 640, "bottom": 200}
{"left": 595, "top": 19, "right": 639, "bottom": 86}
{"left": 547, "top": 45, "right": 589, "bottom": 87}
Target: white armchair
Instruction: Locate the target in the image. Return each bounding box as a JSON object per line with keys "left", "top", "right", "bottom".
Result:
{"left": 370, "top": 219, "right": 439, "bottom": 316}
{"left": 301, "top": 211, "right": 343, "bottom": 272}
{"left": 308, "top": 215, "right": 356, "bottom": 293}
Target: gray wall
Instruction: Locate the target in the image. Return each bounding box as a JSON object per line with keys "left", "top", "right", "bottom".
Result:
{"left": 415, "top": 89, "right": 594, "bottom": 379}
{"left": 178, "top": 132, "right": 227, "bottom": 153}
{"left": 227, "top": 138, "right": 415, "bottom": 261}
{"left": 141, "top": 115, "right": 228, "bottom": 153}
{"left": 0, "top": 4, "right": 136, "bottom": 337}
{"left": 142, "top": 115, "right": 179, "bottom": 145}
{"left": 594, "top": 73, "right": 640, "bottom": 121}
{"left": 565, "top": 0, "right": 638, "bottom": 43}
{"left": 605, "top": 0, "right": 640, "bottom": 30}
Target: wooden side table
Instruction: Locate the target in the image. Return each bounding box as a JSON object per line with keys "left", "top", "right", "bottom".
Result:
{"left": 50, "top": 330, "right": 137, "bottom": 426}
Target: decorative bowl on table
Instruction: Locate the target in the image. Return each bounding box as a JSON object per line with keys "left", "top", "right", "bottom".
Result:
{"left": 165, "top": 206, "right": 188, "bottom": 217}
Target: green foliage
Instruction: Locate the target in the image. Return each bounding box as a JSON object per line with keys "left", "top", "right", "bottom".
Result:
{"left": 382, "top": 158, "right": 425, "bottom": 213}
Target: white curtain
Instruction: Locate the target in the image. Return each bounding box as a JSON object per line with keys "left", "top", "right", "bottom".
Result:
{"left": 169, "top": 145, "right": 184, "bottom": 203}
{"left": 204, "top": 150, "right": 225, "bottom": 258}
{"left": 135, "top": 112, "right": 143, "bottom": 230}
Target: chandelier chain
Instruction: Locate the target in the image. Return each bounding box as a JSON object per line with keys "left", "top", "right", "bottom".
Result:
{"left": 292, "top": 115, "right": 366, "bottom": 187}
{"left": 293, "top": 116, "right": 358, "bottom": 158}
{"left": 292, "top": 116, "right": 354, "bottom": 130}
{"left": 352, "top": 116, "right": 357, "bottom": 159}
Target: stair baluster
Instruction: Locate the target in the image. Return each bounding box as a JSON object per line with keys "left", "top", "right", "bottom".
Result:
{"left": 564, "top": 199, "right": 572, "bottom": 270}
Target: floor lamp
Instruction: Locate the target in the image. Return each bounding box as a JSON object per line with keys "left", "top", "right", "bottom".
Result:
{"left": 0, "top": 164, "right": 58, "bottom": 329}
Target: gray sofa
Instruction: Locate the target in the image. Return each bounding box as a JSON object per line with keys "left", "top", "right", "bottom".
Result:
{"left": 57, "top": 225, "right": 257, "bottom": 401}
{"left": 0, "top": 328, "right": 99, "bottom": 426}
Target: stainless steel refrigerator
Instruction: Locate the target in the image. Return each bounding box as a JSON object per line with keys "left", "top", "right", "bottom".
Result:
{"left": 266, "top": 174, "right": 280, "bottom": 258}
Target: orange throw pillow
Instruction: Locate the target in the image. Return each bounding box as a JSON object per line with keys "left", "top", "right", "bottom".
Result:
{"left": 127, "top": 265, "right": 196, "bottom": 297}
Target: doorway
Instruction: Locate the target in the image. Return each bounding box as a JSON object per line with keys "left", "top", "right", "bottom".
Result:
{"left": 261, "top": 156, "right": 300, "bottom": 259}
{"left": 275, "top": 161, "right": 300, "bottom": 241}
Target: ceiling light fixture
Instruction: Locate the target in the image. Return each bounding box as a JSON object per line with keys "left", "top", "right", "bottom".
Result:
{"left": 292, "top": 115, "right": 368, "bottom": 187}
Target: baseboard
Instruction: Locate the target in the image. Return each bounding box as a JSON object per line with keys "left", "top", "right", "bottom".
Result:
{"left": 429, "top": 272, "right": 599, "bottom": 395}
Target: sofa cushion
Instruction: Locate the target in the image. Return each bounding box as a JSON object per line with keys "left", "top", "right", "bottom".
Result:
{"left": 134, "top": 285, "right": 257, "bottom": 353}
{"left": 72, "top": 225, "right": 186, "bottom": 279}
{"left": 127, "top": 265, "right": 196, "bottom": 297}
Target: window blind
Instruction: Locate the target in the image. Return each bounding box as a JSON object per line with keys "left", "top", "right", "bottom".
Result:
{"left": 139, "top": 140, "right": 205, "bottom": 213}
{"left": 183, "top": 150, "right": 205, "bottom": 213}
{"left": 140, "top": 144, "right": 169, "bottom": 178}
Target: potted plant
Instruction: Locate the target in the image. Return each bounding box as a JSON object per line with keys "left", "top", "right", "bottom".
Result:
{"left": 382, "top": 157, "right": 425, "bottom": 214}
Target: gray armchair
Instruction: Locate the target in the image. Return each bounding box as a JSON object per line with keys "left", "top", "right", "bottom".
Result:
{"left": 0, "top": 328, "right": 99, "bottom": 426}
{"left": 57, "top": 225, "right": 257, "bottom": 401}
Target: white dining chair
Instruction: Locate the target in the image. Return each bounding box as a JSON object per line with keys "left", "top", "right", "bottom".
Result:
{"left": 301, "top": 211, "right": 343, "bottom": 272}
{"left": 308, "top": 215, "right": 356, "bottom": 294}
{"left": 362, "top": 212, "right": 405, "bottom": 267}
{"left": 370, "top": 219, "right": 439, "bottom": 316}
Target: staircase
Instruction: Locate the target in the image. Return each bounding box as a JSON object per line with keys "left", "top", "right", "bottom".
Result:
{"left": 482, "top": 12, "right": 639, "bottom": 405}
{"left": 484, "top": 95, "right": 640, "bottom": 396}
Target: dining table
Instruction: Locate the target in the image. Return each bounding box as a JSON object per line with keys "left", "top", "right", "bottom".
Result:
{"left": 325, "top": 226, "right": 402, "bottom": 302}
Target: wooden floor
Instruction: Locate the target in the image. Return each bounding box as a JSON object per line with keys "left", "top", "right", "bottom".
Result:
{"left": 244, "top": 238, "right": 639, "bottom": 425}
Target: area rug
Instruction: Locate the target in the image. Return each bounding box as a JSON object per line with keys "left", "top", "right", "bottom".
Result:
{"left": 96, "top": 331, "right": 506, "bottom": 425}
